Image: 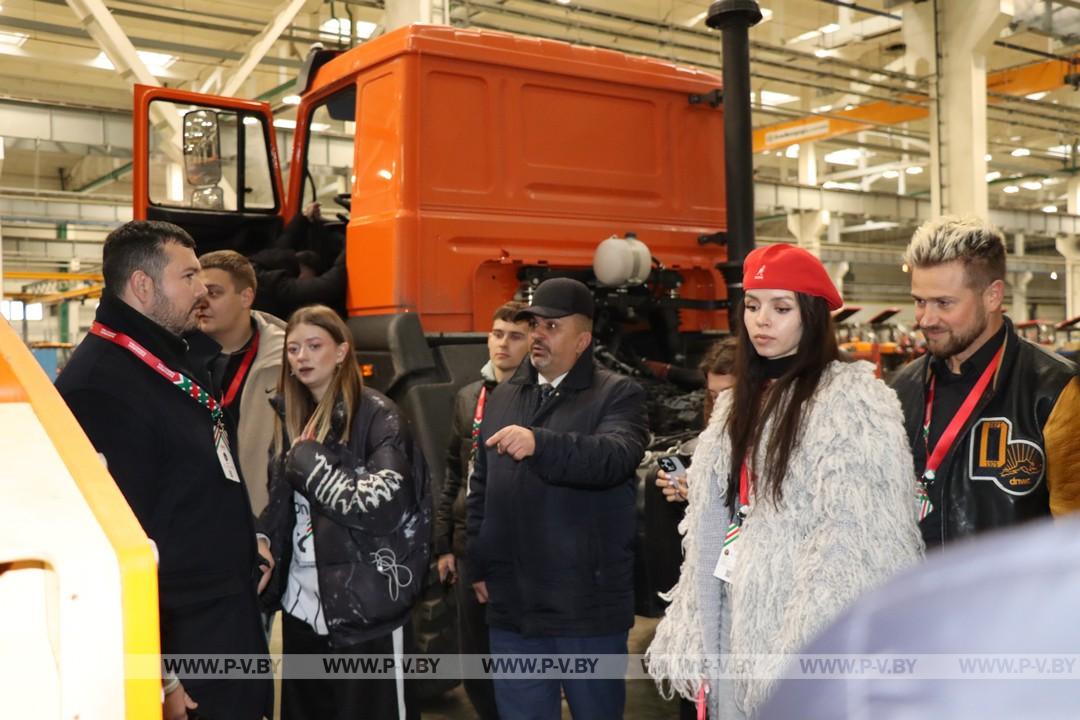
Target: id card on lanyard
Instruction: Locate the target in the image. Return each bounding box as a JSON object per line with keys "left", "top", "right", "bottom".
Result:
{"left": 90, "top": 321, "right": 242, "bottom": 483}
{"left": 917, "top": 344, "right": 1004, "bottom": 520}
{"left": 714, "top": 459, "right": 752, "bottom": 584}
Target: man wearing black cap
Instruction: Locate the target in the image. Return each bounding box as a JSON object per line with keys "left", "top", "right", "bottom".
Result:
{"left": 465, "top": 277, "right": 649, "bottom": 720}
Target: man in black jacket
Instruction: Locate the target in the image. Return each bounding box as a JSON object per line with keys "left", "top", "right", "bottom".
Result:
{"left": 435, "top": 300, "right": 529, "bottom": 720}
{"left": 57, "top": 220, "right": 271, "bottom": 720}
{"left": 466, "top": 278, "right": 649, "bottom": 720}
{"left": 890, "top": 216, "right": 1080, "bottom": 549}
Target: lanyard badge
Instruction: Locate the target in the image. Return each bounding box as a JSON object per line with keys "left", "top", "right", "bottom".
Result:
{"left": 714, "top": 459, "right": 753, "bottom": 584}
{"left": 91, "top": 322, "right": 241, "bottom": 483}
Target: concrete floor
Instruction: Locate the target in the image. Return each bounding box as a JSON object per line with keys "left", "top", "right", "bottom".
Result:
{"left": 269, "top": 615, "right": 681, "bottom": 719}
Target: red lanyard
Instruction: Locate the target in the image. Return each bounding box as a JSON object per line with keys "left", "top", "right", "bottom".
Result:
{"left": 89, "top": 321, "right": 222, "bottom": 422}
{"left": 471, "top": 385, "right": 488, "bottom": 452}
{"left": 921, "top": 344, "right": 1004, "bottom": 480}
{"left": 221, "top": 330, "right": 260, "bottom": 408}
{"left": 739, "top": 458, "right": 751, "bottom": 508}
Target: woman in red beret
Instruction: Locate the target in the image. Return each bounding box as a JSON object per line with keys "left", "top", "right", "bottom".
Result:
{"left": 647, "top": 243, "right": 924, "bottom": 719}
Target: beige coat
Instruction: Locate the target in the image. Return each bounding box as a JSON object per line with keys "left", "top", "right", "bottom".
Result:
{"left": 238, "top": 311, "right": 286, "bottom": 515}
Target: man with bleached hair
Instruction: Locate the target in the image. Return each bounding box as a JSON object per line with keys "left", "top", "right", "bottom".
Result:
{"left": 891, "top": 215, "right": 1080, "bottom": 549}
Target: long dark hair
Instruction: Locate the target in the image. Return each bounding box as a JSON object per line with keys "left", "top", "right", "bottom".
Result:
{"left": 725, "top": 292, "right": 840, "bottom": 514}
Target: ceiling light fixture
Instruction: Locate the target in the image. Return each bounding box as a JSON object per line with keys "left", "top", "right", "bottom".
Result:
{"left": 92, "top": 50, "right": 175, "bottom": 75}
{"left": 1021, "top": 180, "right": 1043, "bottom": 190}
{"left": 758, "top": 90, "right": 800, "bottom": 106}
{"left": 986, "top": 171, "right": 1001, "bottom": 182}
{"left": 1011, "top": 147, "right": 1031, "bottom": 157}
{"left": 0, "top": 31, "right": 28, "bottom": 48}
{"left": 1042, "top": 205, "right": 1058, "bottom": 213}
{"left": 282, "top": 95, "right": 301, "bottom": 105}
{"left": 905, "top": 166, "right": 923, "bottom": 175}
{"left": 824, "top": 148, "right": 862, "bottom": 166}
{"left": 1002, "top": 185, "right": 1020, "bottom": 193}
{"left": 319, "top": 18, "right": 377, "bottom": 40}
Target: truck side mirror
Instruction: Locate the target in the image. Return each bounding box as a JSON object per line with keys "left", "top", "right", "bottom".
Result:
{"left": 182, "top": 109, "right": 223, "bottom": 188}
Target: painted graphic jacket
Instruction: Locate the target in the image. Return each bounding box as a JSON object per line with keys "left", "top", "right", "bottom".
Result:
{"left": 259, "top": 388, "right": 431, "bottom": 647}
{"left": 890, "top": 316, "right": 1080, "bottom": 547}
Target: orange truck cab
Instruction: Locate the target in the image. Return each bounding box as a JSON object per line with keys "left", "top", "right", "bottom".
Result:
{"left": 133, "top": 24, "right": 736, "bottom": 667}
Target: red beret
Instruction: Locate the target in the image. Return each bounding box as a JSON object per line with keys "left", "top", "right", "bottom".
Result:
{"left": 742, "top": 243, "right": 843, "bottom": 311}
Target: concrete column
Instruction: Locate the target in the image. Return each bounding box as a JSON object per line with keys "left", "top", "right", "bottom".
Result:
{"left": 824, "top": 216, "right": 847, "bottom": 297}
{"left": 384, "top": 0, "right": 431, "bottom": 30}
{"left": 1067, "top": 176, "right": 1080, "bottom": 216}
{"left": 787, "top": 209, "right": 850, "bottom": 296}
{"left": 1014, "top": 232, "right": 1026, "bottom": 257}
{"left": 798, "top": 141, "right": 818, "bottom": 186}
{"left": 903, "top": 3, "right": 940, "bottom": 215}
{"left": 1008, "top": 270, "right": 1033, "bottom": 322}
{"left": 787, "top": 209, "right": 830, "bottom": 253}
{"left": 827, "top": 215, "right": 843, "bottom": 245}
{"left": 1055, "top": 235, "right": 1080, "bottom": 319}
{"left": 905, "top": 1, "right": 1011, "bottom": 217}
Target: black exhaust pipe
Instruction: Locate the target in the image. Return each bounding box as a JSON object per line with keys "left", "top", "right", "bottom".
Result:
{"left": 707, "top": 0, "right": 762, "bottom": 320}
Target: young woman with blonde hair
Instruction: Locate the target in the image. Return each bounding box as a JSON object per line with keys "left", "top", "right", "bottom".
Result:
{"left": 258, "top": 305, "right": 429, "bottom": 720}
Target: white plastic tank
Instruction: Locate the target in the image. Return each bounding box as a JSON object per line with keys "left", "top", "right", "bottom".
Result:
{"left": 593, "top": 233, "right": 652, "bottom": 287}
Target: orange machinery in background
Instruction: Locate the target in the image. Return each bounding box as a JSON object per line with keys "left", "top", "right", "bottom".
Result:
{"left": 838, "top": 307, "right": 922, "bottom": 379}
{"left": 134, "top": 24, "right": 729, "bottom": 335}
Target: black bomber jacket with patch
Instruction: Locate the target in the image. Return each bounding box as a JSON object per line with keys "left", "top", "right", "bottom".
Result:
{"left": 890, "top": 316, "right": 1080, "bottom": 547}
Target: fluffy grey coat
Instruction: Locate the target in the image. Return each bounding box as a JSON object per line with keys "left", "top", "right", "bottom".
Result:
{"left": 646, "top": 360, "right": 924, "bottom": 717}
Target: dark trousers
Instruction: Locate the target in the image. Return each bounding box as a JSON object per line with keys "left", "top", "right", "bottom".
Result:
{"left": 162, "top": 590, "right": 272, "bottom": 720}
{"left": 487, "top": 627, "right": 628, "bottom": 720}
{"left": 281, "top": 612, "right": 418, "bottom": 720}
{"left": 455, "top": 555, "right": 501, "bottom": 720}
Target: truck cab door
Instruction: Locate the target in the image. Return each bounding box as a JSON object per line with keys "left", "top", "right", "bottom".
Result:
{"left": 133, "top": 85, "right": 285, "bottom": 257}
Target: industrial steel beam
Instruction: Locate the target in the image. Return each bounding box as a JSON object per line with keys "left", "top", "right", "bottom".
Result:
{"left": 220, "top": 0, "right": 310, "bottom": 98}
{"left": 63, "top": 0, "right": 182, "bottom": 163}
{"left": 755, "top": 54, "right": 1080, "bottom": 153}
{"left": 754, "top": 180, "right": 1080, "bottom": 237}
{"left": 3, "top": 271, "right": 103, "bottom": 282}
{"left": 10, "top": 284, "right": 103, "bottom": 305}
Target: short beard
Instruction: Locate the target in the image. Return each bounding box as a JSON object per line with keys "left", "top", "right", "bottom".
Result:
{"left": 926, "top": 306, "right": 988, "bottom": 360}
{"left": 149, "top": 289, "right": 198, "bottom": 337}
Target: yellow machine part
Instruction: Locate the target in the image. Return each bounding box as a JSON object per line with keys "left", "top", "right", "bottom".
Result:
{"left": 0, "top": 317, "right": 160, "bottom": 718}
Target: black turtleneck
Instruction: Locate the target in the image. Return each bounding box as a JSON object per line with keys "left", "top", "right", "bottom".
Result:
{"left": 763, "top": 354, "right": 798, "bottom": 380}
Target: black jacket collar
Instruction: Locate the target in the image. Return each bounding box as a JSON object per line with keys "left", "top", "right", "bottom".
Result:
{"left": 510, "top": 345, "right": 596, "bottom": 390}
{"left": 95, "top": 293, "right": 220, "bottom": 379}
